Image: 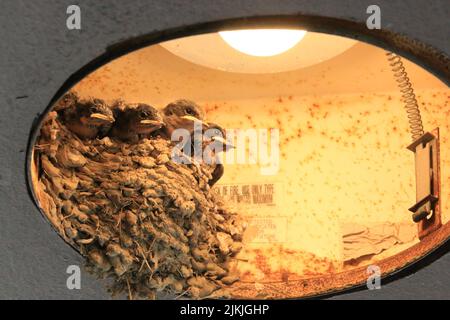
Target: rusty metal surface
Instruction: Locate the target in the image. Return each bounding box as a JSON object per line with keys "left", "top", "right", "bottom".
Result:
{"left": 418, "top": 129, "right": 442, "bottom": 239}
{"left": 407, "top": 128, "right": 442, "bottom": 238}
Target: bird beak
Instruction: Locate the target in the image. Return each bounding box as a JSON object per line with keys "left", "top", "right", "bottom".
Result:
{"left": 140, "top": 119, "right": 164, "bottom": 128}
{"left": 139, "top": 120, "right": 164, "bottom": 133}
{"left": 90, "top": 113, "right": 114, "bottom": 123}
{"left": 180, "top": 115, "right": 209, "bottom": 127}
{"left": 212, "top": 135, "right": 235, "bottom": 149}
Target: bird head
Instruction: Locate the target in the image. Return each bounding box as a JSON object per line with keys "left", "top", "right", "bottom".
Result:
{"left": 60, "top": 98, "right": 115, "bottom": 139}
{"left": 163, "top": 99, "right": 205, "bottom": 120}
{"left": 111, "top": 103, "right": 164, "bottom": 142}
{"left": 204, "top": 123, "right": 235, "bottom": 150}
{"left": 54, "top": 91, "right": 79, "bottom": 112}
{"left": 162, "top": 99, "right": 209, "bottom": 136}
{"left": 77, "top": 99, "right": 115, "bottom": 127}
{"left": 123, "top": 103, "right": 164, "bottom": 135}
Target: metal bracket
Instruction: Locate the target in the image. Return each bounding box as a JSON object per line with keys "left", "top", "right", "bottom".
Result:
{"left": 407, "top": 128, "right": 442, "bottom": 240}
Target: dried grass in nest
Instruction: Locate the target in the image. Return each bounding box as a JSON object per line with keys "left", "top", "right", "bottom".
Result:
{"left": 33, "top": 110, "right": 245, "bottom": 299}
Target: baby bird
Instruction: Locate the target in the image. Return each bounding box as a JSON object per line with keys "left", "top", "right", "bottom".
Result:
{"left": 203, "top": 123, "right": 234, "bottom": 187}
{"left": 59, "top": 98, "right": 115, "bottom": 140}
{"left": 53, "top": 91, "right": 79, "bottom": 112}
{"left": 110, "top": 103, "right": 164, "bottom": 143}
{"left": 162, "top": 99, "right": 208, "bottom": 138}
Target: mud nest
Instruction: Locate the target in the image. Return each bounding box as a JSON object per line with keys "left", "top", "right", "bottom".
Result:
{"left": 32, "top": 98, "right": 245, "bottom": 299}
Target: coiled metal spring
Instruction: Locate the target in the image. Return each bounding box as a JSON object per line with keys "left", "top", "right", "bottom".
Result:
{"left": 386, "top": 52, "right": 425, "bottom": 142}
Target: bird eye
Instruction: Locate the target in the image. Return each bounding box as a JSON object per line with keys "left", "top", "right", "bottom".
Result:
{"left": 185, "top": 108, "right": 195, "bottom": 116}
{"left": 140, "top": 111, "right": 148, "bottom": 118}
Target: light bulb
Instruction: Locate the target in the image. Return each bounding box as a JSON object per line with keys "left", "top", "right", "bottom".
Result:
{"left": 219, "top": 29, "right": 307, "bottom": 57}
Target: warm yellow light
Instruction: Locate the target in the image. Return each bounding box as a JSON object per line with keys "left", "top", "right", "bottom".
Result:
{"left": 219, "top": 29, "right": 307, "bottom": 57}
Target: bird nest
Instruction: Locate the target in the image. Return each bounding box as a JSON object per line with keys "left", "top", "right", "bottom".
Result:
{"left": 30, "top": 93, "right": 245, "bottom": 299}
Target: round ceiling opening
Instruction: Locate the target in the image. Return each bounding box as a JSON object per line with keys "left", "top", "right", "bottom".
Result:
{"left": 28, "top": 27, "right": 450, "bottom": 300}
{"left": 160, "top": 30, "right": 357, "bottom": 73}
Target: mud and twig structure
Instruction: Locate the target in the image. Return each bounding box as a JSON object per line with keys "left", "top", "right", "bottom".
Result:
{"left": 32, "top": 95, "right": 245, "bottom": 299}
